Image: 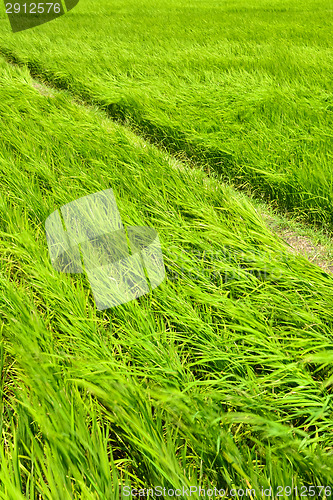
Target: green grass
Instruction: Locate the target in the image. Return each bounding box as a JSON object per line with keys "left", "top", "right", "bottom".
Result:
{"left": 0, "top": 0, "right": 332, "bottom": 227}
{"left": 1, "top": 57, "right": 333, "bottom": 497}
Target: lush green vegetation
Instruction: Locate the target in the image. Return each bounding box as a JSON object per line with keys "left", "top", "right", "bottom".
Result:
{"left": 0, "top": 0, "right": 332, "bottom": 225}
{"left": 1, "top": 56, "right": 333, "bottom": 497}
{"left": 0, "top": 0, "right": 333, "bottom": 496}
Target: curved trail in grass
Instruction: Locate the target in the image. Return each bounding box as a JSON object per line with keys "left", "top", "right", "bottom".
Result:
{"left": 6, "top": 50, "right": 333, "bottom": 270}
{"left": 0, "top": 0, "right": 331, "bottom": 228}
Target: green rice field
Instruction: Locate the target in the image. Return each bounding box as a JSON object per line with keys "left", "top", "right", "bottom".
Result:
{"left": 1, "top": 0, "right": 332, "bottom": 224}
{"left": 0, "top": 0, "right": 333, "bottom": 497}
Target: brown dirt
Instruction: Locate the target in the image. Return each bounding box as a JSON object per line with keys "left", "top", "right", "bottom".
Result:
{"left": 263, "top": 214, "right": 333, "bottom": 274}
{"left": 31, "top": 81, "right": 56, "bottom": 98}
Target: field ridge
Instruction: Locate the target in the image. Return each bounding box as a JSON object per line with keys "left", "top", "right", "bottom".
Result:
{"left": 0, "top": 43, "right": 332, "bottom": 230}
{"left": 4, "top": 49, "right": 333, "bottom": 274}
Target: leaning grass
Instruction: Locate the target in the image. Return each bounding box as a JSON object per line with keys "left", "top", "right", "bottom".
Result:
{"left": 0, "top": 0, "right": 332, "bottom": 226}
{"left": 0, "top": 59, "right": 333, "bottom": 497}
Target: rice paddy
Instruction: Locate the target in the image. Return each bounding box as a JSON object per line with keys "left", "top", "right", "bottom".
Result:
{"left": 0, "top": 0, "right": 333, "bottom": 497}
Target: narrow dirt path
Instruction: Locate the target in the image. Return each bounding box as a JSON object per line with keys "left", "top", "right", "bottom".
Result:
{"left": 262, "top": 213, "right": 333, "bottom": 274}
{"left": 9, "top": 60, "right": 333, "bottom": 276}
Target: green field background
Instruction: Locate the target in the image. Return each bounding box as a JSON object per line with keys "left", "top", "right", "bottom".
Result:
{"left": 0, "top": 0, "right": 332, "bottom": 224}
{"left": 1, "top": 0, "right": 333, "bottom": 497}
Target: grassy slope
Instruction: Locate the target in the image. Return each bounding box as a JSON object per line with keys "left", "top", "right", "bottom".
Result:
{"left": 1, "top": 60, "right": 333, "bottom": 497}
{"left": 0, "top": 0, "right": 332, "bottom": 226}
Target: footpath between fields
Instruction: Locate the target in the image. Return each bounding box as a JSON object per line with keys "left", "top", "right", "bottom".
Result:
{"left": 2, "top": 53, "right": 333, "bottom": 276}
